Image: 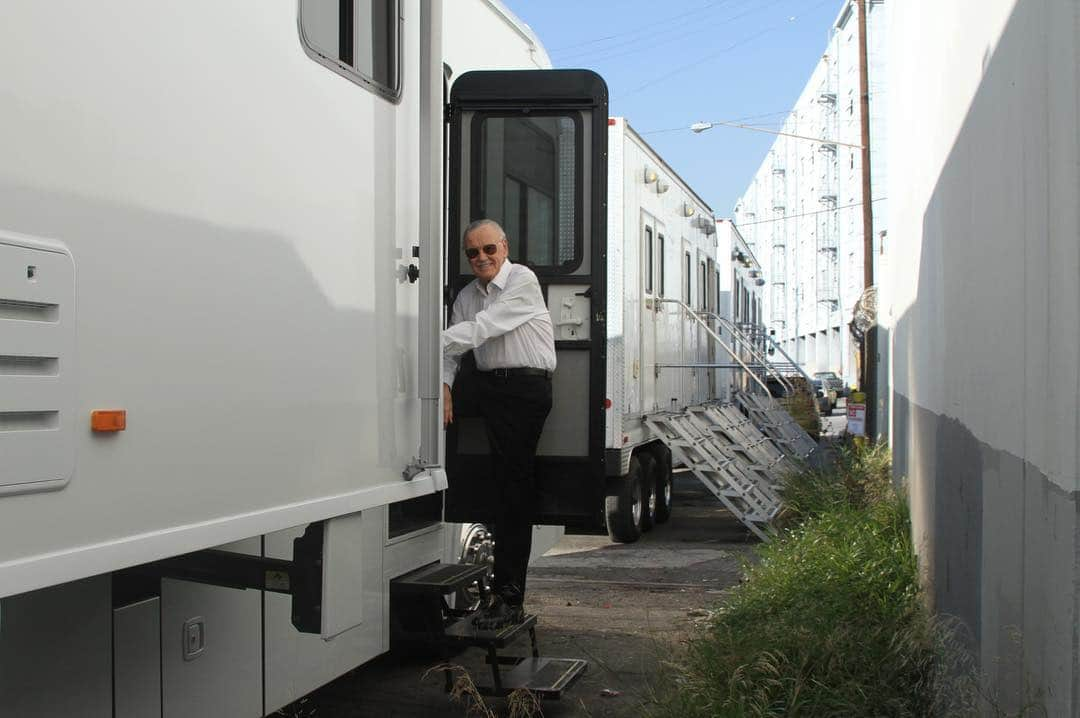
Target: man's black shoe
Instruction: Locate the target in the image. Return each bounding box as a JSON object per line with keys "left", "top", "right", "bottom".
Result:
{"left": 471, "top": 596, "right": 525, "bottom": 630}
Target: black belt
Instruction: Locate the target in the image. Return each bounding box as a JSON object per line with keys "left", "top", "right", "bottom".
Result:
{"left": 478, "top": 367, "right": 552, "bottom": 379}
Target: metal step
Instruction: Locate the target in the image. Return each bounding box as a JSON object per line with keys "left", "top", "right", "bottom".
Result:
{"left": 474, "top": 657, "right": 588, "bottom": 699}
{"left": 391, "top": 561, "right": 489, "bottom": 596}
{"left": 443, "top": 612, "right": 538, "bottom": 648}
{"left": 645, "top": 407, "right": 784, "bottom": 541}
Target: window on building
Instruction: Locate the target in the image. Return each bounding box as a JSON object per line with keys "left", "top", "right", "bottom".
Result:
{"left": 299, "top": 0, "right": 400, "bottom": 100}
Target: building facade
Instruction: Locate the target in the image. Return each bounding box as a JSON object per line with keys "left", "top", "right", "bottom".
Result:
{"left": 733, "top": 0, "right": 886, "bottom": 390}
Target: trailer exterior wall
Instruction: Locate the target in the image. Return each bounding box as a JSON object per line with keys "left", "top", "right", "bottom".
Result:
{"left": 607, "top": 119, "right": 717, "bottom": 451}
{"left": 886, "top": 0, "right": 1080, "bottom": 712}
{"left": 0, "top": 0, "right": 443, "bottom": 599}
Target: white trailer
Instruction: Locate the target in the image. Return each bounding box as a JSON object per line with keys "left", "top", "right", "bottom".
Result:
{"left": 0, "top": 1, "right": 803, "bottom": 713}
{"left": 0, "top": 2, "right": 593, "bottom": 716}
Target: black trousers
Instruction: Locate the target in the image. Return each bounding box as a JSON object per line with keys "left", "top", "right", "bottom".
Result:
{"left": 474, "top": 373, "right": 552, "bottom": 605}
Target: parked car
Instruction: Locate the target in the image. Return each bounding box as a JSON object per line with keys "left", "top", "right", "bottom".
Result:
{"left": 810, "top": 378, "right": 835, "bottom": 414}
{"left": 814, "top": 371, "right": 847, "bottom": 398}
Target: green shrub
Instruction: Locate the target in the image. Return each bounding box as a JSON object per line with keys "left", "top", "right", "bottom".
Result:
{"left": 651, "top": 442, "right": 977, "bottom": 718}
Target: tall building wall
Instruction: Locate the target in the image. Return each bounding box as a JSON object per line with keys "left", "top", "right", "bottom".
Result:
{"left": 887, "top": 0, "right": 1080, "bottom": 712}
{"left": 733, "top": 1, "right": 886, "bottom": 389}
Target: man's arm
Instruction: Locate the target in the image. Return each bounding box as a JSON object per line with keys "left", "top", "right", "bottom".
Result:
{"left": 442, "top": 270, "right": 544, "bottom": 358}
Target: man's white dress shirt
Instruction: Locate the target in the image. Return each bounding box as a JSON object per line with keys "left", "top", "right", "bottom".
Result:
{"left": 442, "top": 260, "right": 557, "bottom": 387}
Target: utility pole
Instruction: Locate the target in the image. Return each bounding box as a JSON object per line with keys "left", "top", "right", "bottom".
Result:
{"left": 855, "top": 0, "right": 876, "bottom": 439}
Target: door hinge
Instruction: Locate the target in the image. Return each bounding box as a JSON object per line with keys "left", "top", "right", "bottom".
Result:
{"left": 444, "top": 102, "right": 453, "bottom": 123}
{"left": 594, "top": 310, "right": 605, "bottom": 324}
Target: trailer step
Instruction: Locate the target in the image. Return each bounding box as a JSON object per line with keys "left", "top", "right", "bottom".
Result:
{"left": 391, "top": 563, "right": 588, "bottom": 700}
{"left": 444, "top": 612, "right": 538, "bottom": 648}
{"left": 470, "top": 657, "right": 588, "bottom": 699}
{"left": 391, "top": 561, "right": 489, "bottom": 595}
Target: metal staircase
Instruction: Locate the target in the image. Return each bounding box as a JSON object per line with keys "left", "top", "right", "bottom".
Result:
{"left": 734, "top": 391, "right": 818, "bottom": 460}
{"left": 645, "top": 408, "right": 784, "bottom": 541}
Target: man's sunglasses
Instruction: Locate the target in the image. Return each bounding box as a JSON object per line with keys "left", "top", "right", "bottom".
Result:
{"left": 465, "top": 243, "right": 500, "bottom": 260}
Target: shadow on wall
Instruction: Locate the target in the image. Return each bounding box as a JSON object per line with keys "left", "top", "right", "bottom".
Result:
{"left": 890, "top": 0, "right": 1077, "bottom": 714}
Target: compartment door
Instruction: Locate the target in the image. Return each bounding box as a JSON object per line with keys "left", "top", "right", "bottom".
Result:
{"left": 444, "top": 70, "right": 608, "bottom": 529}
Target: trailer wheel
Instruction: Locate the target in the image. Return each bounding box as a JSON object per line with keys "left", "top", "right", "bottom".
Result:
{"left": 605, "top": 456, "right": 644, "bottom": 543}
{"left": 638, "top": 452, "right": 658, "bottom": 532}
{"left": 652, "top": 444, "right": 674, "bottom": 524}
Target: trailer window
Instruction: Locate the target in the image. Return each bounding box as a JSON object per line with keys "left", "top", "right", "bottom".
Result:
{"left": 657, "top": 234, "right": 666, "bottom": 296}
{"left": 644, "top": 226, "right": 654, "bottom": 294}
{"left": 698, "top": 261, "right": 707, "bottom": 309}
{"left": 299, "top": 0, "right": 400, "bottom": 101}
{"left": 683, "top": 251, "right": 691, "bottom": 304}
{"left": 473, "top": 113, "right": 583, "bottom": 272}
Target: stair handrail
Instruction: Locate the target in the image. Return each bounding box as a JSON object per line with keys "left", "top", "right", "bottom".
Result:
{"left": 697, "top": 312, "right": 795, "bottom": 396}
{"left": 655, "top": 298, "right": 772, "bottom": 397}
{"left": 755, "top": 330, "right": 814, "bottom": 385}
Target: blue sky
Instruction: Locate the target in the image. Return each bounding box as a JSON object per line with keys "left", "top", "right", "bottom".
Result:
{"left": 500, "top": 0, "right": 845, "bottom": 216}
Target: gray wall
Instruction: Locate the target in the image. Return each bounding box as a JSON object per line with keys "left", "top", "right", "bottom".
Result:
{"left": 886, "top": 0, "right": 1080, "bottom": 713}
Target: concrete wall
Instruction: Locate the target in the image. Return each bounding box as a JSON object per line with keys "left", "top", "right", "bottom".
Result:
{"left": 886, "top": 0, "right": 1080, "bottom": 712}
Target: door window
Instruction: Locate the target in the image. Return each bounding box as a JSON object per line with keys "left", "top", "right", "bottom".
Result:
{"left": 472, "top": 114, "right": 582, "bottom": 272}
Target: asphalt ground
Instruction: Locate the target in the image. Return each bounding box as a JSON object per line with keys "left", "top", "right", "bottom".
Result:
{"left": 282, "top": 407, "right": 846, "bottom": 717}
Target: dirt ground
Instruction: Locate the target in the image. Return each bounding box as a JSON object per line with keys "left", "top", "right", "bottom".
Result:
{"left": 283, "top": 476, "right": 760, "bottom": 717}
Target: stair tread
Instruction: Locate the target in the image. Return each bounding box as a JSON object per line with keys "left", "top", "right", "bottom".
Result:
{"left": 443, "top": 613, "right": 538, "bottom": 647}
{"left": 391, "top": 562, "right": 489, "bottom": 594}
{"left": 475, "top": 657, "right": 589, "bottom": 698}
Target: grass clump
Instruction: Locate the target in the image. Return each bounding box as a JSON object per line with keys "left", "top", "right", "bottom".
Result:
{"left": 652, "top": 440, "right": 976, "bottom": 717}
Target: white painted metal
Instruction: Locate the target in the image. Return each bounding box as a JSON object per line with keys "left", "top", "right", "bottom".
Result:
{"left": 263, "top": 515, "right": 387, "bottom": 714}
{"left": 0, "top": 0, "right": 434, "bottom": 598}
{"left": 605, "top": 119, "right": 719, "bottom": 452}
{"left": 0, "top": 1, "right": 574, "bottom": 716}
{"left": 0, "top": 232, "right": 77, "bottom": 497}
{"left": 114, "top": 598, "right": 163, "bottom": 718}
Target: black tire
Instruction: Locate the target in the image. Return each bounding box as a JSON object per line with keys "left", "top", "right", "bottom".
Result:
{"left": 652, "top": 444, "right": 674, "bottom": 524}
{"left": 638, "top": 452, "right": 658, "bottom": 532}
{"left": 605, "top": 456, "right": 644, "bottom": 543}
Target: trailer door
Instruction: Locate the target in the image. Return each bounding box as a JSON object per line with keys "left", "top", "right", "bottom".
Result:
{"left": 444, "top": 70, "right": 608, "bottom": 529}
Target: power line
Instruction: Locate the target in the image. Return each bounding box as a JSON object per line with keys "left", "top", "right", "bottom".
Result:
{"left": 555, "top": 0, "right": 772, "bottom": 64}
{"left": 693, "top": 119, "right": 863, "bottom": 148}
{"left": 547, "top": 0, "right": 744, "bottom": 55}
{"left": 621, "top": 0, "right": 839, "bottom": 97}
{"left": 638, "top": 110, "right": 791, "bottom": 136}
{"left": 733, "top": 198, "right": 887, "bottom": 226}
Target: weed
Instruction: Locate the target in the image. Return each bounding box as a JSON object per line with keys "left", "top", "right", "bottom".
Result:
{"left": 648, "top": 441, "right": 982, "bottom": 717}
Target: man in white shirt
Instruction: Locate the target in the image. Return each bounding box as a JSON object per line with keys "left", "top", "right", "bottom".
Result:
{"left": 443, "top": 219, "right": 556, "bottom": 629}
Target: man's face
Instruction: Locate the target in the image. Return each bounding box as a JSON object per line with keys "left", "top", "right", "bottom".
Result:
{"left": 464, "top": 224, "right": 508, "bottom": 285}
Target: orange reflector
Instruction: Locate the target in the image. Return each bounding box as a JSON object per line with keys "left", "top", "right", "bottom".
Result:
{"left": 91, "top": 410, "right": 126, "bottom": 433}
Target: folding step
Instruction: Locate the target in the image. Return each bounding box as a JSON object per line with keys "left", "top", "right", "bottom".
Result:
{"left": 472, "top": 657, "right": 588, "bottom": 699}
{"left": 391, "top": 562, "right": 588, "bottom": 700}
{"left": 392, "top": 561, "right": 490, "bottom": 596}
{"left": 443, "top": 612, "right": 538, "bottom": 648}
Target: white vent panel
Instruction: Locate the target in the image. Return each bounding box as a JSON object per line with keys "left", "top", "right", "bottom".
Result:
{"left": 0, "top": 234, "right": 76, "bottom": 495}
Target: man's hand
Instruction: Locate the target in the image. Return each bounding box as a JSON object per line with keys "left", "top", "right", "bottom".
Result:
{"left": 443, "top": 383, "right": 453, "bottom": 428}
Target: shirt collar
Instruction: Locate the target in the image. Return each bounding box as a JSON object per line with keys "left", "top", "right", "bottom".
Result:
{"left": 479, "top": 259, "right": 514, "bottom": 296}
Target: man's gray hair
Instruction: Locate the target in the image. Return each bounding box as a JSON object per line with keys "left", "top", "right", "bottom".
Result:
{"left": 463, "top": 218, "right": 507, "bottom": 243}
